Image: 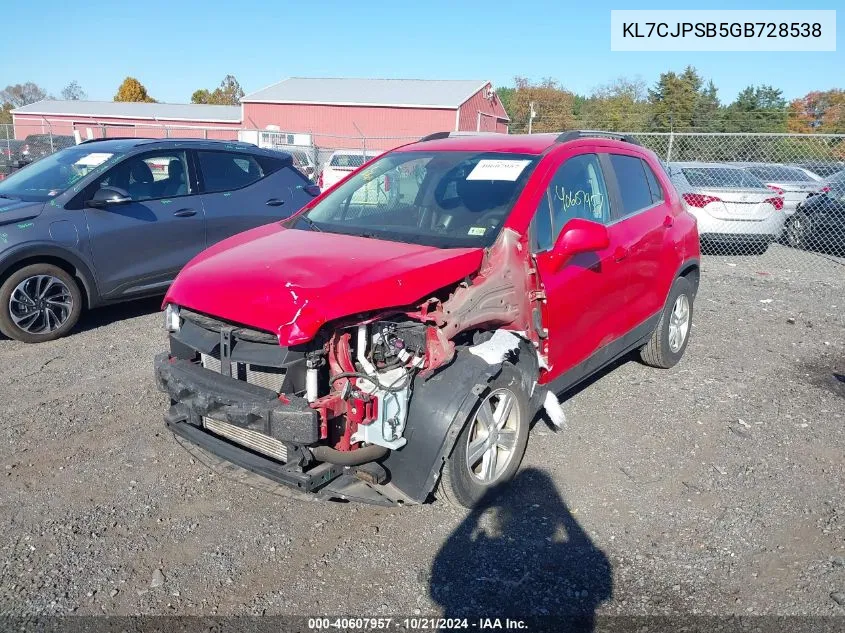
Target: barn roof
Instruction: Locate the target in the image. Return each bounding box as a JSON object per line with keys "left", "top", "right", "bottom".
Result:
{"left": 242, "top": 78, "right": 490, "bottom": 109}
{"left": 10, "top": 100, "right": 242, "bottom": 123}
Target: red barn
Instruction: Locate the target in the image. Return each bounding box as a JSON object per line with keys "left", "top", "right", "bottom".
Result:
{"left": 10, "top": 101, "right": 242, "bottom": 140}
{"left": 241, "top": 78, "right": 509, "bottom": 149}
{"left": 9, "top": 78, "right": 509, "bottom": 151}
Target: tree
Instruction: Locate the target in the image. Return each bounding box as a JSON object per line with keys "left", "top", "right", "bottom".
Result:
{"left": 61, "top": 80, "right": 87, "bottom": 101}
{"left": 580, "top": 77, "right": 650, "bottom": 131}
{"left": 647, "top": 66, "right": 719, "bottom": 131}
{"left": 506, "top": 76, "right": 576, "bottom": 133}
{"left": 190, "top": 75, "right": 244, "bottom": 106}
{"left": 190, "top": 89, "right": 213, "bottom": 104}
{"left": 722, "top": 85, "right": 787, "bottom": 133}
{"left": 496, "top": 87, "right": 514, "bottom": 120}
{"left": 114, "top": 77, "right": 155, "bottom": 103}
{"left": 788, "top": 90, "right": 845, "bottom": 133}
{"left": 0, "top": 82, "right": 48, "bottom": 108}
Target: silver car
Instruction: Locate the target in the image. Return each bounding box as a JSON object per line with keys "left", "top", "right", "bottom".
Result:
{"left": 734, "top": 162, "right": 824, "bottom": 216}
{"left": 668, "top": 161, "right": 786, "bottom": 254}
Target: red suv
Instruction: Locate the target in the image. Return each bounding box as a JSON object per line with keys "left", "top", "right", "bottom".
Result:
{"left": 154, "top": 131, "right": 700, "bottom": 508}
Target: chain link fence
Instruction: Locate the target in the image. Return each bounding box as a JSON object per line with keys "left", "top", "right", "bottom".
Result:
{"left": 2, "top": 121, "right": 843, "bottom": 282}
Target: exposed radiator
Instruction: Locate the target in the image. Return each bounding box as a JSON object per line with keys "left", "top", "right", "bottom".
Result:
{"left": 203, "top": 418, "right": 288, "bottom": 463}
{"left": 200, "top": 353, "right": 285, "bottom": 393}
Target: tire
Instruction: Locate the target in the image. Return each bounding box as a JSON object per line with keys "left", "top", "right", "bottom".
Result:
{"left": 0, "top": 263, "right": 83, "bottom": 343}
{"left": 437, "top": 365, "right": 530, "bottom": 508}
{"left": 639, "top": 276, "right": 694, "bottom": 369}
{"left": 785, "top": 212, "right": 812, "bottom": 250}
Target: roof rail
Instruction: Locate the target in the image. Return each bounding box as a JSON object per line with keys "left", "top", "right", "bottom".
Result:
{"left": 555, "top": 130, "right": 641, "bottom": 146}
{"left": 418, "top": 131, "right": 452, "bottom": 142}
{"left": 79, "top": 136, "right": 151, "bottom": 144}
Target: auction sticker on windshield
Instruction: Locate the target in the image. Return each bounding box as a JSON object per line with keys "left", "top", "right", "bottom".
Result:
{"left": 466, "top": 159, "right": 532, "bottom": 181}
{"left": 75, "top": 152, "right": 113, "bottom": 167}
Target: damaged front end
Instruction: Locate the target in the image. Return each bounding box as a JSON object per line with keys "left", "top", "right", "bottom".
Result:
{"left": 155, "top": 228, "right": 558, "bottom": 505}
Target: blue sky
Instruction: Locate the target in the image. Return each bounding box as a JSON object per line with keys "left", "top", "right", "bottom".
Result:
{"left": 1, "top": 0, "right": 840, "bottom": 105}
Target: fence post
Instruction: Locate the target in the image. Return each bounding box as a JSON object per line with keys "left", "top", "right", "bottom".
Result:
{"left": 4, "top": 123, "right": 10, "bottom": 157}
{"left": 666, "top": 131, "right": 674, "bottom": 162}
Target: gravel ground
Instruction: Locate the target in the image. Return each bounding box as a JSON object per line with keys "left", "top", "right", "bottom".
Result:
{"left": 0, "top": 244, "right": 843, "bottom": 621}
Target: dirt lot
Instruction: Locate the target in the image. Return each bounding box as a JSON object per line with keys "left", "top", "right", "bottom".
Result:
{"left": 1, "top": 244, "right": 843, "bottom": 620}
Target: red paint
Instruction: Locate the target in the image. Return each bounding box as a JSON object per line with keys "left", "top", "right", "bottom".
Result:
{"left": 166, "top": 135, "right": 699, "bottom": 388}
{"left": 163, "top": 223, "right": 485, "bottom": 345}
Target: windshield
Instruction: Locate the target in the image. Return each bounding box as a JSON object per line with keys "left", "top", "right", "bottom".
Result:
{"left": 746, "top": 165, "right": 814, "bottom": 182}
{"left": 289, "top": 151, "right": 539, "bottom": 248}
{"left": 0, "top": 147, "right": 124, "bottom": 202}
{"left": 681, "top": 167, "right": 766, "bottom": 189}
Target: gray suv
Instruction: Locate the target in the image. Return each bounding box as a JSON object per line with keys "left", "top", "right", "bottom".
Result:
{"left": 0, "top": 138, "right": 317, "bottom": 343}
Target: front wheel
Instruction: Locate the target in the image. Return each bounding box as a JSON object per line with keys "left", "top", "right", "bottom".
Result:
{"left": 437, "top": 366, "right": 530, "bottom": 508}
{"left": 0, "top": 264, "right": 83, "bottom": 343}
{"left": 640, "top": 276, "right": 694, "bottom": 369}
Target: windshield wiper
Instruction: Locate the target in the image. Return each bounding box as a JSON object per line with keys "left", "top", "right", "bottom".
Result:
{"left": 298, "top": 216, "right": 322, "bottom": 232}
{"left": 0, "top": 194, "right": 16, "bottom": 200}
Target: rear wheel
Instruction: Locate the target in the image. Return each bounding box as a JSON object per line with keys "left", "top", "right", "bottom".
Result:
{"left": 0, "top": 264, "right": 83, "bottom": 343}
{"left": 640, "top": 276, "right": 694, "bottom": 369}
{"left": 437, "top": 366, "right": 530, "bottom": 508}
{"left": 785, "top": 212, "right": 812, "bottom": 250}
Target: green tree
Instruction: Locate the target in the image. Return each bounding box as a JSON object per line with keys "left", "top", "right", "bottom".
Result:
{"left": 580, "top": 77, "right": 650, "bottom": 131}
{"left": 190, "top": 89, "right": 213, "bottom": 104}
{"left": 190, "top": 75, "right": 244, "bottom": 106}
{"left": 722, "top": 85, "right": 787, "bottom": 132}
{"left": 114, "top": 77, "right": 155, "bottom": 103}
{"left": 647, "top": 66, "right": 719, "bottom": 131}
{"left": 61, "top": 80, "right": 87, "bottom": 101}
{"left": 496, "top": 87, "right": 514, "bottom": 120}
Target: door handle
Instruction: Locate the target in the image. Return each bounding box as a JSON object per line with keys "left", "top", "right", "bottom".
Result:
{"left": 266, "top": 198, "right": 285, "bottom": 207}
{"left": 173, "top": 208, "right": 197, "bottom": 217}
{"left": 663, "top": 215, "right": 674, "bottom": 228}
{"left": 613, "top": 246, "right": 629, "bottom": 262}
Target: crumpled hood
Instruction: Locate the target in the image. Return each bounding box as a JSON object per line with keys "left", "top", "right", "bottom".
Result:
{"left": 0, "top": 198, "right": 44, "bottom": 227}
{"left": 165, "top": 223, "right": 485, "bottom": 345}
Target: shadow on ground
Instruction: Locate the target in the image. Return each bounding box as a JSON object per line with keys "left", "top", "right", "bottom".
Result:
{"left": 430, "top": 468, "right": 612, "bottom": 631}
{"left": 75, "top": 296, "right": 163, "bottom": 334}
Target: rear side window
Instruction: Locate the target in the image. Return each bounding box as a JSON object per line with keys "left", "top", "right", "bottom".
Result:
{"left": 197, "top": 151, "right": 265, "bottom": 193}
{"left": 643, "top": 162, "right": 664, "bottom": 204}
{"left": 609, "top": 154, "right": 653, "bottom": 216}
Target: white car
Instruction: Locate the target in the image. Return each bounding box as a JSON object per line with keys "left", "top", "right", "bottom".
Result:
{"left": 668, "top": 162, "right": 786, "bottom": 254}
{"left": 318, "top": 150, "right": 382, "bottom": 190}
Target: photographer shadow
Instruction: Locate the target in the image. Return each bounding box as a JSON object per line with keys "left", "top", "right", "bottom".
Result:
{"left": 430, "top": 468, "right": 612, "bottom": 632}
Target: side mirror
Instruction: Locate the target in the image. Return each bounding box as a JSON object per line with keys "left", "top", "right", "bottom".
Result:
{"left": 548, "top": 218, "right": 610, "bottom": 270}
{"left": 297, "top": 184, "right": 321, "bottom": 197}
{"left": 88, "top": 186, "right": 131, "bottom": 208}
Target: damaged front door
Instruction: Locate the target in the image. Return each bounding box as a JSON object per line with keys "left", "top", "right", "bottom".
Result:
{"left": 530, "top": 149, "right": 630, "bottom": 381}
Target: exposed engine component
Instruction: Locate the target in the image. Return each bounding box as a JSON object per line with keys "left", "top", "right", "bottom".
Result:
{"left": 347, "top": 322, "right": 424, "bottom": 450}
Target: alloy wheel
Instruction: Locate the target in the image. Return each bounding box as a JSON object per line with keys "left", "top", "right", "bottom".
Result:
{"left": 465, "top": 388, "right": 521, "bottom": 484}
{"left": 9, "top": 275, "right": 74, "bottom": 334}
{"left": 668, "top": 294, "right": 690, "bottom": 353}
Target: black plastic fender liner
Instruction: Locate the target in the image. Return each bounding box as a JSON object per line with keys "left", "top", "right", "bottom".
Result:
{"left": 380, "top": 351, "right": 506, "bottom": 503}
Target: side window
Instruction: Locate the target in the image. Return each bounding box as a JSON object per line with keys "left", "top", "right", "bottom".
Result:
{"left": 609, "top": 154, "right": 654, "bottom": 217}
{"left": 531, "top": 191, "right": 554, "bottom": 252}
{"left": 531, "top": 154, "right": 610, "bottom": 252}
{"left": 90, "top": 151, "right": 190, "bottom": 202}
{"left": 643, "top": 161, "right": 664, "bottom": 204}
{"left": 197, "top": 151, "right": 265, "bottom": 193}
